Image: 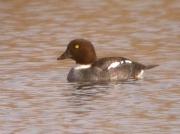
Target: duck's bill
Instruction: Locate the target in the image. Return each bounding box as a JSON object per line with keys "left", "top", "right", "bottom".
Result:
{"left": 57, "top": 50, "right": 72, "bottom": 60}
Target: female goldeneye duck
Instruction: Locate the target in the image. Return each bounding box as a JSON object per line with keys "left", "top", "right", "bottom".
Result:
{"left": 57, "top": 39, "right": 158, "bottom": 82}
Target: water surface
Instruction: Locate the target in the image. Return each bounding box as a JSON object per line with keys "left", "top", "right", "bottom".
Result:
{"left": 0, "top": 0, "right": 180, "bottom": 133}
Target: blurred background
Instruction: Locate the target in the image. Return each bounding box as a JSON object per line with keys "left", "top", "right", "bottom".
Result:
{"left": 0, "top": 0, "right": 179, "bottom": 134}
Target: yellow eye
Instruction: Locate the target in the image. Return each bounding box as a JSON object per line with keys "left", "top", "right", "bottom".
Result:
{"left": 74, "top": 44, "right": 79, "bottom": 49}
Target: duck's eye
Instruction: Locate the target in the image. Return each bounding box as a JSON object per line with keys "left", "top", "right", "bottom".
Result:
{"left": 74, "top": 44, "right": 79, "bottom": 49}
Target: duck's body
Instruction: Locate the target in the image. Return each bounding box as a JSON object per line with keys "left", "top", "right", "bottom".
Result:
{"left": 57, "top": 39, "right": 158, "bottom": 82}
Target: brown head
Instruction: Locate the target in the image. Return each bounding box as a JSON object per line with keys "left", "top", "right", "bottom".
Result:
{"left": 57, "top": 39, "right": 97, "bottom": 64}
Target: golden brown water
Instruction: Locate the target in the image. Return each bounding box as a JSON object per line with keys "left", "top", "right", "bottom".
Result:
{"left": 0, "top": 0, "right": 180, "bottom": 133}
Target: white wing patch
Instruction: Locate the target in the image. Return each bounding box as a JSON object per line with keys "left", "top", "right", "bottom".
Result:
{"left": 125, "top": 60, "right": 132, "bottom": 64}
{"left": 120, "top": 61, "right": 124, "bottom": 64}
{"left": 108, "top": 62, "right": 120, "bottom": 70}
{"left": 75, "top": 64, "right": 91, "bottom": 70}
{"left": 107, "top": 60, "right": 132, "bottom": 70}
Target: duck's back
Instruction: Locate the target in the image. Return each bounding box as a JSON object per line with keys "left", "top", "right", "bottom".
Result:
{"left": 92, "top": 57, "right": 146, "bottom": 81}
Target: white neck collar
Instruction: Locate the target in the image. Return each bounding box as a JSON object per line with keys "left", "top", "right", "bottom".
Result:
{"left": 74, "top": 64, "right": 91, "bottom": 70}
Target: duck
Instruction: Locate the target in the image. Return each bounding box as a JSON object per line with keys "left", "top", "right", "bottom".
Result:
{"left": 57, "top": 39, "right": 158, "bottom": 82}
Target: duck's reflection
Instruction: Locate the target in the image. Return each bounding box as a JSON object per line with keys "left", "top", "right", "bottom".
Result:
{"left": 62, "top": 82, "right": 110, "bottom": 108}
{"left": 61, "top": 80, "right": 139, "bottom": 112}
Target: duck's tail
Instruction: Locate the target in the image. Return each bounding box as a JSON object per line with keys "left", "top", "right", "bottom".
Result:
{"left": 144, "top": 64, "right": 159, "bottom": 70}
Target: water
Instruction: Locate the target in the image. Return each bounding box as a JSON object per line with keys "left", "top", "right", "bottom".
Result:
{"left": 0, "top": 0, "right": 179, "bottom": 133}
